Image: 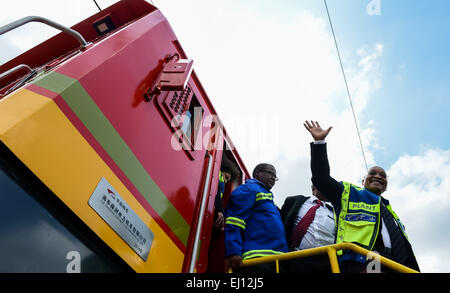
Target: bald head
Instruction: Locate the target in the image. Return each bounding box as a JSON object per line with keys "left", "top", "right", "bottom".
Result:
{"left": 363, "top": 166, "right": 388, "bottom": 195}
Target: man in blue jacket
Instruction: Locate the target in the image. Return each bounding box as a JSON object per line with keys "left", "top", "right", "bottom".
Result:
{"left": 224, "top": 163, "right": 289, "bottom": 272}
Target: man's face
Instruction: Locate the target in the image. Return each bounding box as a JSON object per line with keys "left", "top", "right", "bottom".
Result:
{"left": 255, "top": 165, "right": 277, "bottom": 190}
{"left": 312, "top": 185, "right": 328, "bottom": 202}
{"left": 222, "top": 172, "right": 232, "bottom": 184}
{"left": 363, "top": 166, "right": 388, "bottom": 195}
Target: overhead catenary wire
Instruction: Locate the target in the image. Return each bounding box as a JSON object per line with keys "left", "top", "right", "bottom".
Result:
{"left": 323, "top": 0, "right": 369, "bottom": 172}
{"left": 93, "top": 0, "right": 101, "bottom": 11}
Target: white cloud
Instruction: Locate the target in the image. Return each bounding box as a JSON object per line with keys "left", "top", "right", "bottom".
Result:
{"left": 270, "top": 42, "right": 383, "bottom": 208}
{"left": 385, "top": 148, "right": 450, "bottom": 272}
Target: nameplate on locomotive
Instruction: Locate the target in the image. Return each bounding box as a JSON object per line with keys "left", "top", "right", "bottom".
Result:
{"left": 88, "top": 177, "right": 153, "bottom": 261}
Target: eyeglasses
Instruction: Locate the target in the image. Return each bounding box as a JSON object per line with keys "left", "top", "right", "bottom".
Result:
{"left": 261, "top": 170, "right": 279, "bottom": 181}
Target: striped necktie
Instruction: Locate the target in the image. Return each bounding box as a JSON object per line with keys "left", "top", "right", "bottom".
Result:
{"left": 290, "top": 200, "right": 322, "bottom": 250}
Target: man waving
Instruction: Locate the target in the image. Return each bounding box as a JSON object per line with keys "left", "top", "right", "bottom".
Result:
{"left": 304, "top": 120, "right": 420, "bottom": 272}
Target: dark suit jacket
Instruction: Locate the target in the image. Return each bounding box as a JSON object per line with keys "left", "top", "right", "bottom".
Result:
{"left": 280, "top": 195, "right": 309, "bottom": 248}
{"left": 280, "top": 194, "right": 334, "bottom": 273}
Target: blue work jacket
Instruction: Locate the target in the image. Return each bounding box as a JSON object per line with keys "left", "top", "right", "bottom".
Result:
{"left": 224, "top": 179, "right": 288, "bottom": 260}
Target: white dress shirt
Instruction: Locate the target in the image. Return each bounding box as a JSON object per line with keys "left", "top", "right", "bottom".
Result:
{"left": 293, "top": 195, "right": 336, "bottom": 251}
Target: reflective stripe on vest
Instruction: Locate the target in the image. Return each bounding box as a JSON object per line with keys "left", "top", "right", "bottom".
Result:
{"left": 336, "top": 182, "right": 350, "bottom": 254}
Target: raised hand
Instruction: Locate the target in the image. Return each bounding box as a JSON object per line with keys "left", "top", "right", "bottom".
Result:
{"left": 303, "top": 120, "right": 333, "bottom": 141}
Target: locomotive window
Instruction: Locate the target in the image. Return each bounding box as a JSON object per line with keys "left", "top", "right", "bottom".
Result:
{"left": 0, "top": 142, "right": 132, "bottom": 273}
{"left": 156, "top": 83, "right": 204, "bottom": 159}
{"left": 180, "top": 95, "right": 203, "bottom": 148}
{"left": 180, "top": 108, "right": 192, "bottom": 140}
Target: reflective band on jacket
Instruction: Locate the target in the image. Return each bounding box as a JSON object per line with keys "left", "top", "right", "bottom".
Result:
{"left": 255, "top": 192, "right": 273, "bottom": 202}
{"left": 226, "top": 217, "right": 246, "bottom": 230}
{"left": 242, "top": 249, "right": 284, "bottom": 260}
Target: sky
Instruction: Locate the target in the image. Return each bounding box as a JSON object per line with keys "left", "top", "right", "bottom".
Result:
{"left": 1, "top": 0, "right": 450, "bottom": 273}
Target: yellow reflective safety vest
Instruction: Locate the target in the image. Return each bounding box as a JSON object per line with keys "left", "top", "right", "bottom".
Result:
{"left": 218, "top": 171, "right": 225, "bottom": 198}
{"left": 336, "top": 182, "right": 409, "bottom": 255}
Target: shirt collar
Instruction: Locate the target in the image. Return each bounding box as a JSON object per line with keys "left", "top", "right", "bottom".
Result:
{"left": 309, "top": 195, "right": 333, "bottom": 209}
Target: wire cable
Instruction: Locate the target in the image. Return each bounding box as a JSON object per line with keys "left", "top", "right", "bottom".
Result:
{"left": 324, "top": 0, "right": 369, "bottom": 172}
{"left": 93, "top": 0, "right": 102, "bottom": 11}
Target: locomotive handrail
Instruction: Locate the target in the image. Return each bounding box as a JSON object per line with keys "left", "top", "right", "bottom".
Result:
{"left": 236, "top": 243, "right": 419, "bottom": 273}
{"left": 0, "top": 64, "right": 32, "bottom": 81}
{"left": 189, "top": 152, "right": 214, "bottom": 273}
{"left": 0, "top": 16, "right": 89, "bottom": 48}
